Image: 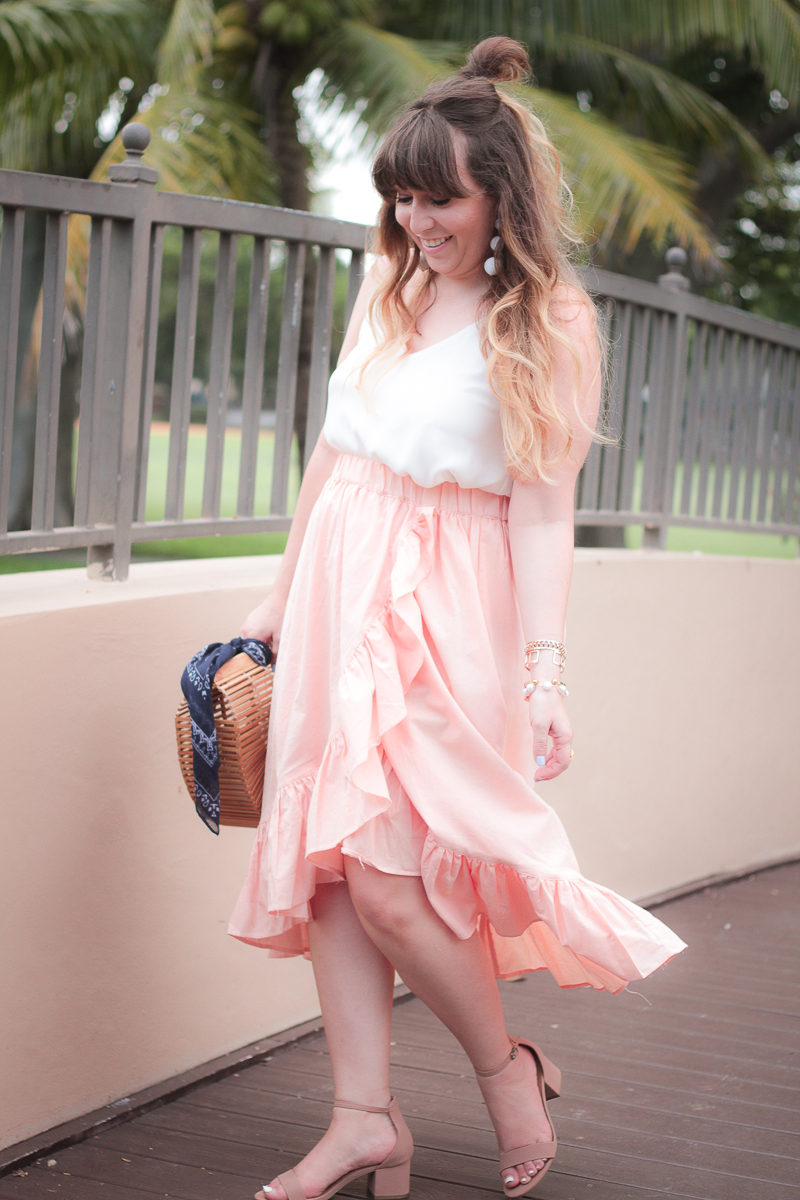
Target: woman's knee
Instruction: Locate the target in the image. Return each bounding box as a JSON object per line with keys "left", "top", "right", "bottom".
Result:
{"left": 344, "top": 859, "right": 426, "bottom": 942}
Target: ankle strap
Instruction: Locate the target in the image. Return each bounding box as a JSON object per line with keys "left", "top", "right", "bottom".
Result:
{"left": 333, "top": 1096, "right": 392, "bottom": 1113}
{"left": 474, "top": 1039, "right": 519, "bottom": 1079}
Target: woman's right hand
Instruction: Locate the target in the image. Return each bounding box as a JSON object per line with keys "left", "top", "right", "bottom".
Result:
{"left": 240, "top": 594, "right": 284, "bottom": 647}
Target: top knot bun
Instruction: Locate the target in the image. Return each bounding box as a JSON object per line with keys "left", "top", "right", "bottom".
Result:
{"left": 460, "top": 36, "right": 530, "bottom": 84}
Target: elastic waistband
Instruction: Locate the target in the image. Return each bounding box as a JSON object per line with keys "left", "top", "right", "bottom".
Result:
{"left": 331, "top": 453, "right": 509, "bottom": 520}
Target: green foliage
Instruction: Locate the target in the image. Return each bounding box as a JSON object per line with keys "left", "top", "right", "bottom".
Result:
{"left": 710, "top": 149, "right": 800, "bottom": 322}
{"left": 3, "top": 0, "right": 800, "bottom": 288}
{"left": 0, "top": 0, "right": 274, "bottom": 202}
{"left": 422, "top": 0, "right": 800, "bottom": 107}
{"left": 525, "top": 87, "right": 716, "bottom": 258}
{"left": 157, "top": 0, "right": 216, "bottom": 82}
{"left": 0, "top": 0, "right": 154, "bottom": 100}
{"left": 378, "top": 1, "right": 800, "bottom": 270}
{"left": 153, "top": 231, "right": 288, "bottom": 407}
{"left": 91, "top": 84, "right": 276, "bottom": 201}
{"left": 214, "top": 24, "right": 260, "bottom": 55}
{"left": 217, "top": 1, "right": 250, "bottom": 26}
{"left": 0, "top": 0, "right": 155, "bottom": 173}
{"left": 153, "top": 231, "right": 351, "bottom": 411}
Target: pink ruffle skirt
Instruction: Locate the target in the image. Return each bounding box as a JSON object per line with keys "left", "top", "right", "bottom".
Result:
{"left": 228, "top": 454, "right": 686, "bottom": 992}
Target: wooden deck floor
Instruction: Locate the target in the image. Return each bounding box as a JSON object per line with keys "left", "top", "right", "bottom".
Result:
{"left": 2, "top": 862, "right": 799, "bottom": 1200}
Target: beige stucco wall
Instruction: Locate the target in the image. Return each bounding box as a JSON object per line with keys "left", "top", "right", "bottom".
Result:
{"left": 1, "top": 550, "right": 798, "bottom": 1151}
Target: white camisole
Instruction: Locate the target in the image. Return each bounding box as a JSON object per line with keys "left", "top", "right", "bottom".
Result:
{"left": 323, "top": 319, "right": 512, "bottom": 496}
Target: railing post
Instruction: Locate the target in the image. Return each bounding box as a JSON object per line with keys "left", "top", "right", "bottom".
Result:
{"left": 657, "top": 246, "right": 691, "bottom": 295}
{"left": 642, "top": 248, "right": 691, "bottom": 550}
{"left": 85, "top": 123, "right": 157, "bottom": 579}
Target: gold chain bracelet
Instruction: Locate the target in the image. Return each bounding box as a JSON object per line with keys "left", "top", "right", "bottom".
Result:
{"left": 523, "top": 639, "right": 566, "bottom": 672}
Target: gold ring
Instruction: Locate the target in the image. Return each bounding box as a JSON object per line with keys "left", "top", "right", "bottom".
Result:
{"left": 569, "top": 749, "right": 575, "bottom": 760}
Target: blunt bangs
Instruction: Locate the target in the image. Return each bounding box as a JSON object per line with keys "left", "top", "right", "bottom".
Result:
{"left": 372, "top": 110, "right": 470, "bottom": 201}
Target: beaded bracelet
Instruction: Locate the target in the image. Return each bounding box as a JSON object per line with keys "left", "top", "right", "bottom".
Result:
{"left": 523, "top": 678, "right": 570, "bottom": 701}
{"left": 523, "top": 639, "right": 566, "bottom": 672}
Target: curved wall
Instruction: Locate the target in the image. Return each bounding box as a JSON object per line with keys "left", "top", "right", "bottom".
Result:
{"left": 1, "top": 550, "right": 798, "bottom": 1150}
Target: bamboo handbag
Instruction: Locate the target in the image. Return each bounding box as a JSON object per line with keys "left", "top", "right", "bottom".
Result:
{"left": 176, "top": 646, "right": 274, "bottom": 828}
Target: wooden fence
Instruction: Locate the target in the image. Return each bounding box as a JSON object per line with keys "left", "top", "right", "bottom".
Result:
{"left": 1, "top": 123, "right": 798, "bottom": 578}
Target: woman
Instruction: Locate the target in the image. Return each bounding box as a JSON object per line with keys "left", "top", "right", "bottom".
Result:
{"left": 230, "top": 35, "right": 686, "bottom": 1200}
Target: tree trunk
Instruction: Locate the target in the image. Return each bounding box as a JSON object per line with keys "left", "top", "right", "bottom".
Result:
{"left": 8, "top": 211, "right": 46, "bottom": 530}
{"left": 8, "top": 211, "right": 78, "bottom": 532}
{"left": 252, "top": 42, "right": 316, "bottom": 471}
{"left": 10, "top": 338, "right": 79, "bottom": 532}
{"left": 274, "top": 85, "right": 316, "bottom": 469}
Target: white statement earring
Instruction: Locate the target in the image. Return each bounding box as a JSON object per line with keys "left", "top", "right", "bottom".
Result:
{"left": 484, "top": 234, "right": 500, "bottom": 276}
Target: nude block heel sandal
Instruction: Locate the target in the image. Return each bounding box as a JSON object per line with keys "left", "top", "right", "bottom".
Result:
{"left": 368, "top": 1156, "right": 412, "bottom": 1199}
{"left": 475, "top": 1037, "right": 561, "bottom": 1198}
{"left": 256, "top": 1096, "right": 413, "bottom": 1200}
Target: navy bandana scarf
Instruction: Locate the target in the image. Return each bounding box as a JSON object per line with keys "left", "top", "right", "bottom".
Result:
{"left": 180, "top": 638, "right": 273, "bottom": 833}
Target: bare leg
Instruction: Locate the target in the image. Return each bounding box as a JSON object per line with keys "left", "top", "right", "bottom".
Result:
{"left": 308, "top": 880, "right": 395, "bottom": 1103}
{"left": 344, "top": 861, "right": 554, "bottom": 1191}
{"left": 257, "top": 882, "right": 398, "bottom": 1200}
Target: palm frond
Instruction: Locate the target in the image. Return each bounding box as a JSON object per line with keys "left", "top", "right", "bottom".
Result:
{"left": 0, "top": 0, "right": 155, "bottom": 102}
{"left": 62, "top": 81, "right": 279, "bottom": 314}
{"left": 156, "top": 0, "right": 216, "bottom": 83}
{"left": 90, "top": 82, "right": 277, "bottom": 203}
{"left": 541, "top": 34, "right": 769, "bottom": 172}
{"left": 62, "top": 77, "right": 277, "bottom": 309}
{"left": 423, "top": 0, "right": 800, "bottom": 105}
{"left": 552, "top": 0, "right": 800, "bottom": 105}
{"left": 528, "top": 87, "right": 718, "bottom": 263}
{"left": 0, "top": 64, "right": 127, "bottom": 171}
{"left": 315, "top": 21, "right": 442, "bottom": 143}
{"left": 313, "top": 20, "right": 720, "bottom": 263}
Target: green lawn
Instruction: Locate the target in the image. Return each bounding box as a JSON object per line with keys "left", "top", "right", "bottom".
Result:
{"left": 1, "top": 424, "right": 796, "bottom": 573}
{"left": 142, "top": 423, "right": 298, "bottom": 521}
{"left": 625, "top": 525, "right": 797, "bottom": 557}
{"left": 131, "top": 423, "right": 296, "bottom": 563}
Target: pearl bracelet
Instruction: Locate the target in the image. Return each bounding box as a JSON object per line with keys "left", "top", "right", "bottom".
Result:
{"left": 523, "top": 678, "right": 570, "bottom": 700}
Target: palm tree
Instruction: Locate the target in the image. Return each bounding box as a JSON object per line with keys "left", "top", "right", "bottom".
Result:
{"left": 0, "top": 0, "right": 274, "bottom": 193}
{"left": 0, "top": 0, "right": 275, "bottom": 526}
{"left": 3, "top": 0, "right": 798, "bottom": 266}
{"left": 192, "top": 0, "right": 800, "bottom": 456}
{"left": 318, "top": 1, "right": 800, "bottom": 267}
{"left": 2, "top": 0, "right": 798, "bottom": 521}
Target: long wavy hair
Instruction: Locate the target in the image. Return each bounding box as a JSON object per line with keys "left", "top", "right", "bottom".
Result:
{"left": 368, "top": 36, "right": 599, "bottom": 481}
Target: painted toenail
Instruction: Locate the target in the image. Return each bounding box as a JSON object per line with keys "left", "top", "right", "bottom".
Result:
{"left": 504, "top": 1176, "right": 515, "bottom": 1185}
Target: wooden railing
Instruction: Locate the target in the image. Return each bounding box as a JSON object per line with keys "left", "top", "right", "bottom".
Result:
{"left": 1, "top": 123, "right": 798, "bottom": 578}
{"left": 583, "top": 256, "right": 800, "bottom": 547}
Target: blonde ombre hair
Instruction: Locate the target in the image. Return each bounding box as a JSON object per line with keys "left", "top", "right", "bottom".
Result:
{"left": 368, "top": 36, "right": 599, "bottom": 482}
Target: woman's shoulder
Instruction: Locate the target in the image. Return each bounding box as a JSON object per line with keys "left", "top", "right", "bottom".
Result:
{"left": 548, "top": 280, "right": 596, "bottom": 336}
{"left": 353, "top": 256, "right": 390, "bottom": 315}
{"left": 339, "top": 258, "right": 432, "bottom": 361}
{"left": 338, "top": 259, "right": 388, "bottom": 360}
{"left": 547, "top": 280, "right": 602, "bottom": 428}
{"left": 547, "top": 281, "right": 602, "bottom": 378}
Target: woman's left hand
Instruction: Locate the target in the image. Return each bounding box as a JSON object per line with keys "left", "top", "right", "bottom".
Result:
{"left": 528, "top": 691, "right": 573, "bottom": 782}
